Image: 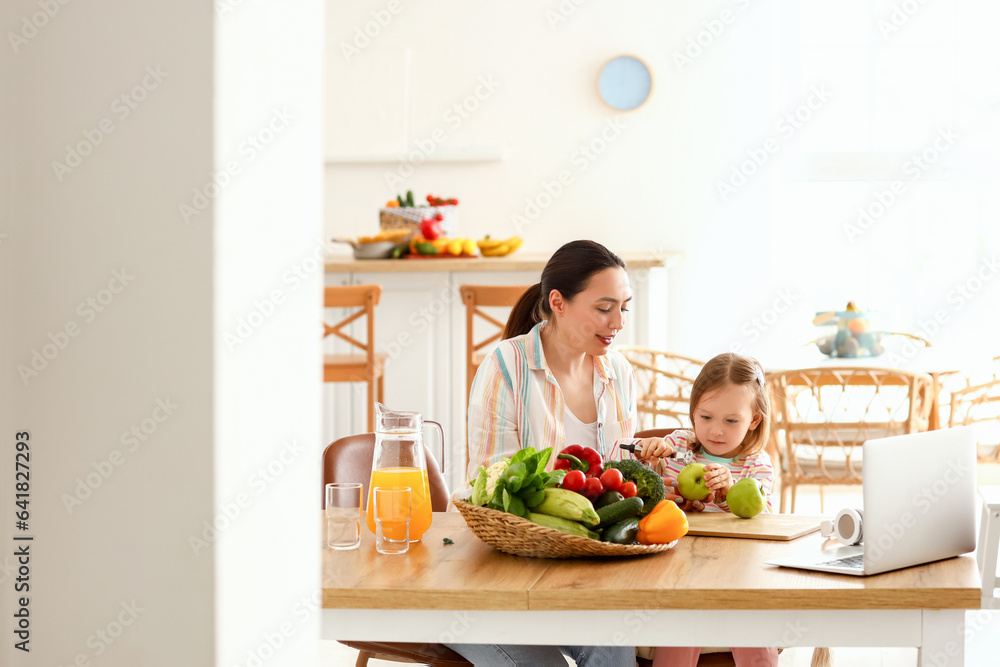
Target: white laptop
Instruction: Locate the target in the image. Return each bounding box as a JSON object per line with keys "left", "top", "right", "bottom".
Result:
{"left": 766, "top": 426, "right": 978, "bottom": 576}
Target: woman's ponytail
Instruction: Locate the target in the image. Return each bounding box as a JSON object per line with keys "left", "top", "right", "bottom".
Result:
{"left": 502, "top": 283, "right": 542, "bottom": 339}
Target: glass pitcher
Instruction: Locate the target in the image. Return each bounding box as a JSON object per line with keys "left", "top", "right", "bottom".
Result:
{"left": 365, "top": 403, "right": 443, "bottom": 542}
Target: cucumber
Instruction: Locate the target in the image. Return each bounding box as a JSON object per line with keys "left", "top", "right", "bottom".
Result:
{"left": 596, "top": 497, "right": 644, "bottom": 527}
{"left": 415, "top": 242, "right": 438, "bottom": 255}
{"left": 603, "top": 516, "right": 641, "bottom": 544}
{"left": 594, "top": 490, "right": 625, "bottom": 509}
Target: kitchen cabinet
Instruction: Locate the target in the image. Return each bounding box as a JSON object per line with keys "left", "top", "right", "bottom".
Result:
{"left": 325, "top": 252, "right": 678, "bottom": 491}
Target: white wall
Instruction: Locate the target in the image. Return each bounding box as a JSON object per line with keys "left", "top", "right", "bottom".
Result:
{"left": 325, "top": 1, "right": 1000, "bottom": 364}
{"left": 1, "top": 2, "right": 324, "bottom": 666}
{"left": 324, "top": 0, "right": 777, "bottom": 356}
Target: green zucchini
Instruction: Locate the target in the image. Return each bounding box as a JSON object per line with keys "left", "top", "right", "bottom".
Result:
{"left": 603, "top": 516, "right": 641, "bottom": 544}
{"left": 527, "top": 512, "right": 600, "bottom": 540}
{"left": 596, "top": 497, "right": 644, "bottom": 527}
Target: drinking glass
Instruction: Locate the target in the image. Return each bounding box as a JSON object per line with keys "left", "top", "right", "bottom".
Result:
{"left": 325, "top": 483, "right": 363, "bottom": 550}
{"left": 373, "top": 486, "right": 411, "bottom": 555}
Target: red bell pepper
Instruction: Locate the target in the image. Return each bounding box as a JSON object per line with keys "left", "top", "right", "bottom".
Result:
{"left": 420, "top": 217, "right": 443, "bottom": 240}
{"left": 553, "top": 445, "right": 603, "bottom": 477}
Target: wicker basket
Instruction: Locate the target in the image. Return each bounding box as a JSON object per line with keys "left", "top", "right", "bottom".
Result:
{"left": 453, "top": 499, "right": 677, "bottom": 559}
{"left": 379, "top": 205, "right": 458, "bottom": 239}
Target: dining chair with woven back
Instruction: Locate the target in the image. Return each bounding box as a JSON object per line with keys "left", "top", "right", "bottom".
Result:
{"left": 617, "top": 347, "right": 704, "bottom": 431}
{"left": 323, "top": 285, "right": 387, "bottom": 433}
{"left": 947, "top": 357, "right": 1000, "bottom": 463}
{"left": 767, "top": 367, "right": 934, "bottom": 513}
{"left": 322, "top": 429, "right": 470, "bottom": 667}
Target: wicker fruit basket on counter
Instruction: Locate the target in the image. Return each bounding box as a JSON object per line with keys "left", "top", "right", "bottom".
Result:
{"left": 452, "top": 499, "right": 677, "bottom": 559}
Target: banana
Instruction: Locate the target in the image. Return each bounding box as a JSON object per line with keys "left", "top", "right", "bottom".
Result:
{"left": 527, "top": 512, "right": 600, "bottom": 540}
{"left": 479, "top": 236, "right": 523, "bottom": 257}
{"left": 476, "top": 236, "right": 504, "bottom": 251}
{"left": 529, "top": 488, "right": 600, "bottom": 526}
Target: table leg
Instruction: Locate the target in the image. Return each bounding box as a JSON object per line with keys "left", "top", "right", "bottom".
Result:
{"left": 918, "top": 609, "right": 965, "bottom": 667}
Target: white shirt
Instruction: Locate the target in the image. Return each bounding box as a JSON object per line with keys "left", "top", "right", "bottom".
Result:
{"left": 563, "top": 407, "right": 599, "bottom": 450}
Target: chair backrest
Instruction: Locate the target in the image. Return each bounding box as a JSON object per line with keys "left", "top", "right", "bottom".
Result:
{"left": 460, "top": 284, "right": 530, "bottom": 392}
{"left": 949, "top": 375, "right": 1000, "bottom": 462}
{"left": 323, "top": 284, "right": 382, "bottom": 364}
{"left": 617, "top": 346, "right": 703, "bottom": 430}
{"left": 767, "top": 367, "right": 934, "bottom": 482}
{"left": 459, "top": 284, "right": 529, "bottom": 472}
{"left": 322, "top": 431, "right": 450, "bottom": 511}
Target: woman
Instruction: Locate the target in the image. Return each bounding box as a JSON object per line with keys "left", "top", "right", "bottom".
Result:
{"left": 448, "top": 240, "right": 671, "bottom": 667}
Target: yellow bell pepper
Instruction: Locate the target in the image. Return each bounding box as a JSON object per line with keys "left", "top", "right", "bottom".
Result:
{"left": 637, "top": 500, "right": 689, "bottom": 544}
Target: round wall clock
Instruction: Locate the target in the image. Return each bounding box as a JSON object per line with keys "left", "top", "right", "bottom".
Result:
{"left": 597, "top": 55, "right": 653, "bottom": 112}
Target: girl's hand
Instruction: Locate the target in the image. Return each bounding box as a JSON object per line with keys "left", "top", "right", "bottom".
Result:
{"left": 634, "top": 437, "right": 674, "bottom": 462}
{"left": 703, "top": 463, "right": 734, "bottom": 497}
{"left": 664, "top": 480, "right": 715, "bottom": 512}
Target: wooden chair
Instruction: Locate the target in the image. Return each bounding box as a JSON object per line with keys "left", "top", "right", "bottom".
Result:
{"left": 459, "top": 284, "right": 529, "bottom": 472}
{"left": 323, "top": 285, "right": 386, "bottom": 432}
{"left": 321, "top": 432, "right": 450, "bottom": 512}
{"left": 947, "top": 364, "right": 1000, "bottom": 463}
{"left": 322, "top": 431, "right": 468, "bottom": 667}
{"left": 617, "top": 347, "right": 704, "bottom": 430}
{"left": 460, "top": 284, "right": 529, "bottom": 399}
{"left": 767, "top": 367, "right": 934, "bottom": 513}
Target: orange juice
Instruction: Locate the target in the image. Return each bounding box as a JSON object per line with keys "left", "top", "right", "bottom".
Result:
{"left": 366, "top": 467, "right": 432, "bottom": 541}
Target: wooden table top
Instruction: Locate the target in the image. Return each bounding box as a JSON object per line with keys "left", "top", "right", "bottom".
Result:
{"left": 325, "top": 252, "right": 680, "bottom": 273}
{"left": 322, "top": 513, "right": 981, "bottom": 612}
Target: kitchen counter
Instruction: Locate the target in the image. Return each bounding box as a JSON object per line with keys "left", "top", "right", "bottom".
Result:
{"left": 325, "top": 251, "right": 680, "bottom": 273}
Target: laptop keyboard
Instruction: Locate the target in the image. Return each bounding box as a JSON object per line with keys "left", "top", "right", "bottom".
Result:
{"left": 820, "top": 553, "right": 864, "bottom": 569}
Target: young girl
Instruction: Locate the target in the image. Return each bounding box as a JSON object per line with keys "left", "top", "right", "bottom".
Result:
{"left": 638, "top": 352, "right": 778, "bottom": 667}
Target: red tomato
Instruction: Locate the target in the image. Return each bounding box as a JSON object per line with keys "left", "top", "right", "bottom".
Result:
{"left": 620, "top": 481, "right": 638, "bottom": 498}
{"left": 581, "top": 477, "right": 604, "bottom": 499}
{"left": 561, "top": 469, "right": 586, "bottom": 493}
{"left": 599, "top": 468, "right": 624, "bottom": 492}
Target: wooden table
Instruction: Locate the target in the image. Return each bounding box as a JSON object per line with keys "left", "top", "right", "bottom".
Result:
{"left": 323, "top": 513, "right": 981, "bottom": 665}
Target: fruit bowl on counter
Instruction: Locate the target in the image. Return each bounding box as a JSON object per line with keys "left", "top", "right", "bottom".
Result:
{"left": 452, "top": 499, "right": 676, "bottom": 558}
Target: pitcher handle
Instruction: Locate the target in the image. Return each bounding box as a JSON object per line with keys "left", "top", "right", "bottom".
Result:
{"left": 425, "top": 420, "right": 445, "bottom": 474}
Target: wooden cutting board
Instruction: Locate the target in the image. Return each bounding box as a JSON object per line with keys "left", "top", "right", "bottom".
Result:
{"left": 685, "top": 512, "right": 822, "bottom": 541}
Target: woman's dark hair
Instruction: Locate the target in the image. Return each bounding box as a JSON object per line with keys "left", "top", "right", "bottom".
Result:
{"left": 502, "top": 240, "right": 627, "bottom": 339}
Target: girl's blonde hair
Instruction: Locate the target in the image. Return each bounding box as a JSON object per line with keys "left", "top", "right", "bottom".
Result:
{"left": 689, "top": 352, "right": 771, "bottom": 458}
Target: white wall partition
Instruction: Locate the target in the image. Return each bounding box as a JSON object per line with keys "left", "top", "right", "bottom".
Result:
{"left": 1, "top": 1, "right": 325, "bottom": 666}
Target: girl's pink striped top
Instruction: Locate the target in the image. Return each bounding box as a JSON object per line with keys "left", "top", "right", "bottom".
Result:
{"left": 652, "top": 429, "right": 776, "bottom": 513}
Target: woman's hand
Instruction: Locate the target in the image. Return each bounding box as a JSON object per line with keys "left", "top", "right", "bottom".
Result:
{"left": 703, "top": 463, "right": 734, "bottom": 498}
{"left": 633, "top": 437, "right": 674, "bottom": 462}
{"left": 664, "top": 479, "right": 715, "bottom": 512}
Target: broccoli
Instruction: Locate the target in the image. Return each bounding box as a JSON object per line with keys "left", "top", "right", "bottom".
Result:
{"left": 603, "top": 458, "right": 665, "bottom": 514}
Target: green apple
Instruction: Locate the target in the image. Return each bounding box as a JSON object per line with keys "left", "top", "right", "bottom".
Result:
{"left": 727, "top": 478, "right": 766, "bottom": 518}
{"left": 676, "top": 463, "right": 711, "bottom": 501}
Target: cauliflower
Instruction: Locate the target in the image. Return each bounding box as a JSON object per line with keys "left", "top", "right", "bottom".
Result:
{"left": 471, "top": 460, "right": 509, "bottom": 506}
